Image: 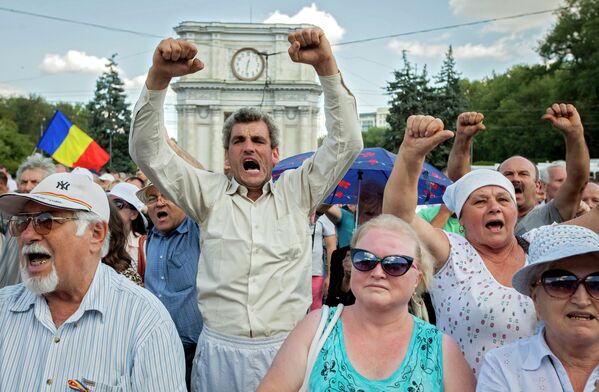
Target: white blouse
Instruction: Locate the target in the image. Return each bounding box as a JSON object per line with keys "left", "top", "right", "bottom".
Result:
{"left": 430, "top": 232, "right": 538, "bottom": 376}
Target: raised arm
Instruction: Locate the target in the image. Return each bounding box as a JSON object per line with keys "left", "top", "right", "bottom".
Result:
{"left": 543, "top": 103, "right": 590, "bottom": 221}
{"left": 382, "top": 115, "right": 454, "bottom": 267}
{"left": 146, "top": 38, "right": 204, "bottom": 90}
{"left": 279, "top": 28, "right": 363, "bottom": 212}
{"left": 129, "top": 39, "right": 222, "bottom": 224}
{"left": 446, "top": 112, "right": 485, "bottom": 181}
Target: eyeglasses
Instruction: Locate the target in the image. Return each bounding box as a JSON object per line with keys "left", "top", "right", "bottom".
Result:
{"left": 8, "top": 212, "right": 79, "bottom": 237}
{"left": 350, "top": 248, "right": 416, "bottom": 277}
{"left": 534, "top": 269, "right": 599, "bottom": 300}
{"left": 113, "top": 199, "right": 133, "bottom": 211}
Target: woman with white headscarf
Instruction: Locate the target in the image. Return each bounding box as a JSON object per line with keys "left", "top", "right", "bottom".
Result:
{"left": 383, "top": 115, "right": 537, "bottom": 376}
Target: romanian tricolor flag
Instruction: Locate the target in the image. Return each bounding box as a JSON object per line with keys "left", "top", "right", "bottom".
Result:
{"left": 37, "top": 110, "right": 110, "bottom": 171}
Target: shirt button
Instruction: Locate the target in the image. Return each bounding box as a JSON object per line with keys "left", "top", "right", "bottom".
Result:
{"left": 158, "top": 294, "right": 163, "bottom": 298}
{"left": 161, "top": 276, "right": 165, "bottom": 280}
{"left": 53, "top": 336, "right": 60, "bottom": 343}
{"left": 46, "top": 379, "right": 53, "bottom": 385}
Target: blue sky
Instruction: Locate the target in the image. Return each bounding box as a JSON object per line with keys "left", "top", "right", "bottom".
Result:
{"left": 0, "top": 0, "right": 563, "bottom": 137}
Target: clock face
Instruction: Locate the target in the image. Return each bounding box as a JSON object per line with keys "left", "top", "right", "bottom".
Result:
{"left": 231, "top": 48, "right": 265, "bottom": 81}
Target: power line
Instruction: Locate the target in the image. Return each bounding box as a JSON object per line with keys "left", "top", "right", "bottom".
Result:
{"left": 333, "top": 8, "right": 565, "bottom": 47}
{"left": 0, "top": 6, "right": 164, "bottom": 38}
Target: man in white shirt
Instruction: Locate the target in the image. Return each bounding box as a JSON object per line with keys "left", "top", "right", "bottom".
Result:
{"left": 129, "top": 27, "right": 363, "bottom": 391}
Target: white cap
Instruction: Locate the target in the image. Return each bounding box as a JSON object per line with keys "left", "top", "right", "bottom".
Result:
{"left": 0, "top": 173, "right": 109, "bottom": 221}
{"left": 98, "top": 173, "right": 115, "bottom": 183}
{"left": 71, "top": 167, "right": 95, "bottom": 182}
{"left": 108, "top": 182, "right": 148, "bottom": 227}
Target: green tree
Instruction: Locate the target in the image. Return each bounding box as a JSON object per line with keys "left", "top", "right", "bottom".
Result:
{"left": 87, "top": 54, "right": 132, "bottom": 172}
{"left": 384, "top": 52, "right": 436, "bottom": 156}
{"left": 428, "top": 46, "right": 467, "bottom": 166}
{"left": 0, "top": 119, "right": 35, "bottom": 173}
{"left": 362, "top": 126, "right": 388, "bottom": 148}
{"left": 539, "top": 0, "right": 599, "bottom": 157}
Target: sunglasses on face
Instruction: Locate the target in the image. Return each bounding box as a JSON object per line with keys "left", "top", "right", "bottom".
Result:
{"left": 534, "top": 269, "right": 599, "bottom": 300}
{"left": 350, "top": 248, "right": 416, "bottom": 277}
{"left": 8, "top": 212, "right": 79, "bottom": 237}
{"left": 113, "top": 199, "right": 133, "bottom": 211}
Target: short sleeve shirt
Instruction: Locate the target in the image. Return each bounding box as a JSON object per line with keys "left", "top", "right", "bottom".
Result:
{"left": 311, "top": 215, "right": 336, "bottom": 276}
{"left": 515, "top": 200, "right": 562, "bottom": 236}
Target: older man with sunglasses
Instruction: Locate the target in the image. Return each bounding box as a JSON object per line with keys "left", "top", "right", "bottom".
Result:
{"left": 478, "top": 224, "right": 599, "bottom": 391}
{"left": 0, "top": 173, "right": 186, "bottom": 391}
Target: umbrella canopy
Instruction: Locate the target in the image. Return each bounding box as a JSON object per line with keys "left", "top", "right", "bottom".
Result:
{"left": 272, "top": 147, "right": 452, "bottom": 205}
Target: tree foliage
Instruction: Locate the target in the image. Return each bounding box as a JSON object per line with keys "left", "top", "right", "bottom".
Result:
{"left": 362, "top": 126, "right": 388, "bottom": 148}
{"left": 0, "top": 119, "right": 35, "bottom": 173}
{"left": 0, "top": 95, "right": 89, "bottom": 174}
{"left": 384, "top": 48, "right": 466, "bottom": 168}
{"left": 87, "top": 54, "right": 132, "bottom": 172}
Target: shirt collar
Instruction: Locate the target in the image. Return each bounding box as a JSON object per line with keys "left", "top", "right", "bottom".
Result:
{"left": 225, "top": 176, "right": 273, "bottom": 197}
{"left": 522, "top": 327, "right": 555, "bottom": 370}
{"left": 8, "top": 261, "right": 108, "bottom": 321}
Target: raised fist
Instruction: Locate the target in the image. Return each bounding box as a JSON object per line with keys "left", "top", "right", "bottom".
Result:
{"left": 288, "top": 28, "right": 337, "bottom": 76}
{"left": 456, "top": 112, "right": 485, "bottom": 138}
{"left": 541, "top": 103, "right": 584, "bottom": 137}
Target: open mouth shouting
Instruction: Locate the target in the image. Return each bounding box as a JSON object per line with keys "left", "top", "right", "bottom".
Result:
{"left": 512, "top": 183, "right": 523, "bottom": 195}
{"left": 485, "top": 219, "right": 505, "bottom": 233}
{"left": 243, "top": 158, "right": 261, "bottom": 174}
{"left": 22, "top": 243, "right": 53, "bottom": 271}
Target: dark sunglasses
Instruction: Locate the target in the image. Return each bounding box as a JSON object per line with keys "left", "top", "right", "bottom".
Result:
{"left": 8, "top": 212, "right": 79, "bottom": 237}
{"left": 534, "top": 269, "right": 599, "bottom": 300}
{"left": 350, "top": 248, "right": 416, "bottom": 277}
{"left": 113, "top": 199, "right": 133, "bottom": 211}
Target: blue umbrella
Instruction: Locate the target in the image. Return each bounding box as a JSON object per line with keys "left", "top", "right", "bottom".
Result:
{"left": 273, "top": 147, "right": 452, "bottom": 205}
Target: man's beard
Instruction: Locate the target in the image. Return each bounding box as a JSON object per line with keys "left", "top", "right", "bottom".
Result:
{"left": 20, "top": 242, "right": 59, "bottom": 295}
{"left": 20, "top": 264, "right": 59, "bottom": 295}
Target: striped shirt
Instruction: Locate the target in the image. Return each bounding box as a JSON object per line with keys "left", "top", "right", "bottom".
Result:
{"left": 0, "top": 262, "right": 186, "bottom": 391}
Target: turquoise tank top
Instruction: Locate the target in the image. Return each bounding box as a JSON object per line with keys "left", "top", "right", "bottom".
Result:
{"left": 308, "top": 307, "right": 444, "bottom": 391}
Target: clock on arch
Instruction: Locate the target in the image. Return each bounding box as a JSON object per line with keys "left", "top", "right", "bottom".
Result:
{"left": 231, "top": 48, "right": 265, "bottom": 81}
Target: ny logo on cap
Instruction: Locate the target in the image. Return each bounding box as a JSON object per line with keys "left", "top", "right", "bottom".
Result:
{"left": 56, "top": 181, "right": 70, "bottom": 191}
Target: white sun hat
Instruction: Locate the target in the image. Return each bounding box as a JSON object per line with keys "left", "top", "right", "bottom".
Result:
{"left": 512, "top": 224, "right": 599, "bottom": 297}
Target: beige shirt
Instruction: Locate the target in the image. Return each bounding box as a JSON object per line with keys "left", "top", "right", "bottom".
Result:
{"left": 130, "top": 74, "right": 362, "bottom": 337}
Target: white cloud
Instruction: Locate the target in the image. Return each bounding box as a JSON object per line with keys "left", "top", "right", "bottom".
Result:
{"left": 39, "top": 50, "right": 113, "bottom": 75}
{"left": 123, "top": 74, "right": 146, "bottom": 90}
{"left": 0, "top": 83, "right": 23, "bottom": 97}
{"left": 264, "top": 3, "right": 345, "bottom": 44}
{"left": 449, "top": 0, "right": 563, "bottom": 33}
{"left": 388, "top": 39, "right": 509, "bottom": 60}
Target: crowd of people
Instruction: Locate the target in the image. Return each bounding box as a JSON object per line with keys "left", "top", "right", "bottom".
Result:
{"left": 0, "top": 26, "right": 598, "bottom": 392}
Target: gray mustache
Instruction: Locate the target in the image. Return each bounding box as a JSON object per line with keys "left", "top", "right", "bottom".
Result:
{"left": 21, "top": 242, "right": 52, "bottom": 258}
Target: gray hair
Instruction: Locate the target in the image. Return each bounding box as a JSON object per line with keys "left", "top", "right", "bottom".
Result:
{"left": 539, "top": 161, "right": 567, "bottom": 184}
{"left": 16, "top": 153, "right": 55, "bottom": 183}
{"left": 74, "top": 211, "right": 111, "bottom": 258}
{"left": 222, "top": 108, "right": 280, "bottom": 149}
{"left": 350, "top": 214, "right": 434, "bottom": 295}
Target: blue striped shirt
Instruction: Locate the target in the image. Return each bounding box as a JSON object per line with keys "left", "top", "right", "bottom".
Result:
{"left": 145, "top": 216, "right": 203, "bottom": 345}
{"left": 0, "top": 263, "right": 186, "bottom": 391}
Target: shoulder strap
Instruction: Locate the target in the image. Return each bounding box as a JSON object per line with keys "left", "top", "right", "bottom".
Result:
{"left": 137, "top": 235, "right": 147, "bottom": 282}
{"left": 299, "top": 304, "right": 344, "bottom": 392}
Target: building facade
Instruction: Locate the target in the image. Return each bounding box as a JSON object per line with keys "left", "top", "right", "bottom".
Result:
{"left": 172, "top": 22, "right": 322, "bottom": 172}
{"left": 359, "top": 107, "right": 390, "bottom": 132}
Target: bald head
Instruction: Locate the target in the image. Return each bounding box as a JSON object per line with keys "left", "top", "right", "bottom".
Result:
{"left": 498, "top": 156, "right": 539, "bottom": 217}
{"left": 582, "top": 182, "right": 599, "bottom": 209}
